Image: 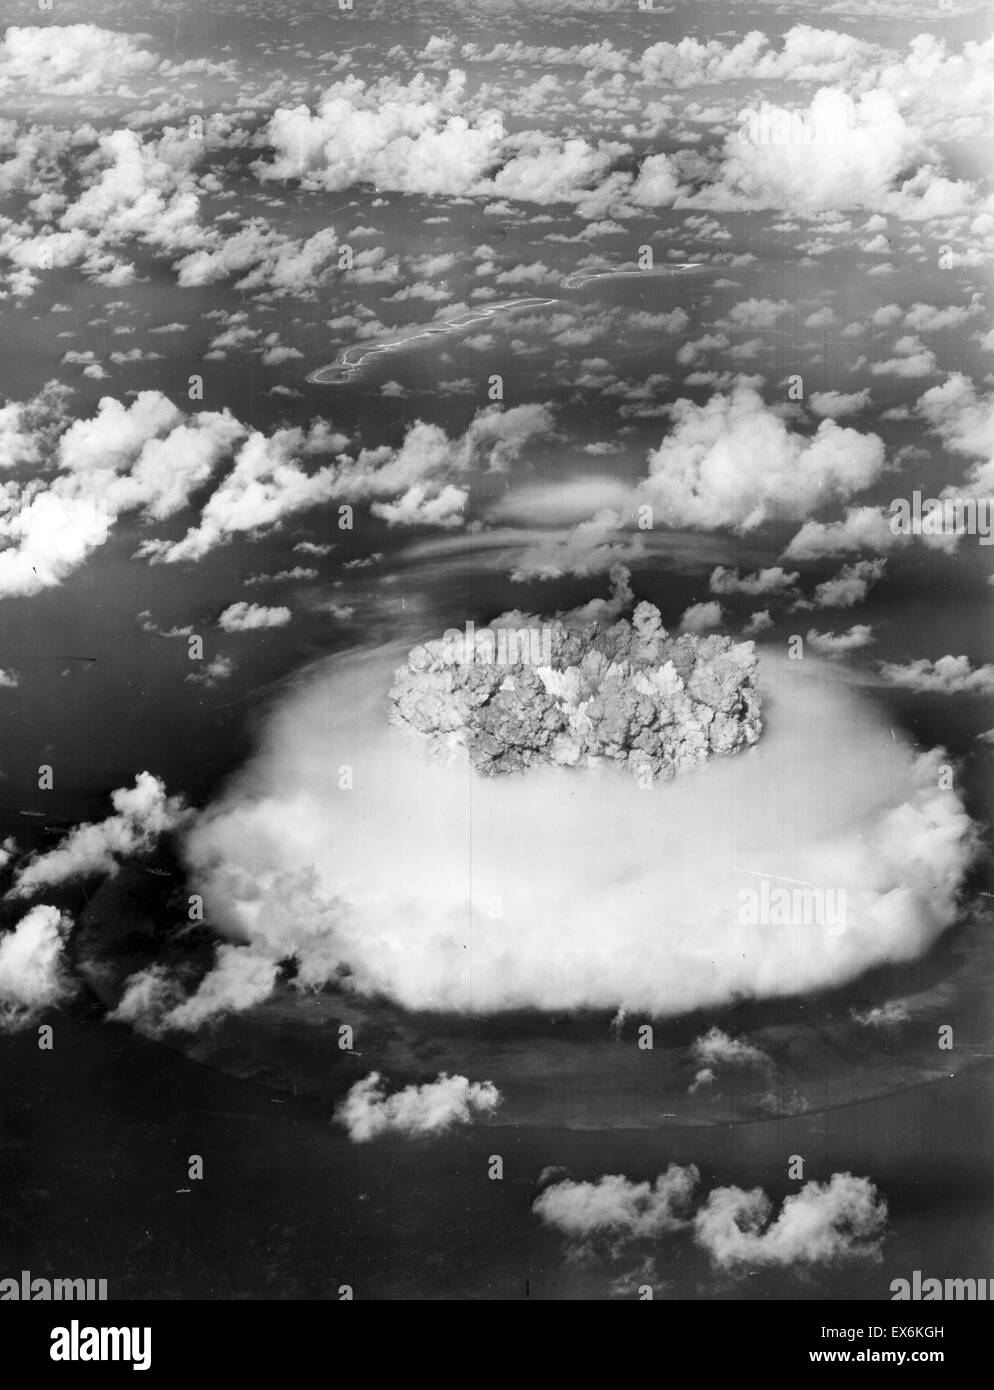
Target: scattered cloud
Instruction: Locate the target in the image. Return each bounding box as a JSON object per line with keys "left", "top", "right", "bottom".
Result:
{"left": 0, "top": 905, "right": 75, "bottom": 1031}
{"left": 694, "top": 1172, "right": 888, "bottom": 1269}
{"left": 218, "top": 602, "right": 292, "bottom": 632}
{"left": 335, "top": 1071, "right": 501, "bottom": 1142}
{"left": 807, "top": 625, "right": 876, "bottom": 655}
{"left": 880, "top": 654, "right": 994, "bottom": 694}
{"left": 8, "top": 774, "right": 188, "bottom": 898}
{"left": 640, "top": 384, "right": 884, "bottom": 532}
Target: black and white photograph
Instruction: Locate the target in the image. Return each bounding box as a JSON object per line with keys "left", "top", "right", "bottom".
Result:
{"left": 0, "top": 0, "right": 992, "bottom": 1341}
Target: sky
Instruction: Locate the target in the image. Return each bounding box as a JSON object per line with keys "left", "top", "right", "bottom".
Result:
{"left": 0, "top": 0, "right": 993, "bottom": 1301}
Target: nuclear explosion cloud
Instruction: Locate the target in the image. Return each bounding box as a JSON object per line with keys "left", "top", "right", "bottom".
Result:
{"left": 135, "top": 627, "right": 980, "bottom": 1025}
{"left": 387, "top": 602, "right": 762, "bottom": 780}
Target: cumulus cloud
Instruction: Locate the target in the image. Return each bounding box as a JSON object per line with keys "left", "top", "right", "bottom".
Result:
{"left": 0, "top": 905, "right": 75, "bottom": 1031}
{"left": 134, "top": 420, "right": 349, "bottom": 563}
{"left": 640, "top": 383, "right": 885, "bottom": 532}
{"left": 903, "top": 302, "right": 980, "bottom": 334}
{"left": 175, "top": 223, "right": 342, "bottom": 296}
{"left": 370, "top": 405, "right": 556, "bottom": 530}
{"left": 851, "top": 1000, "right": 910, "bottom": 1028}
{"left": 808, "top": 389, "right": 872, "bottom": 419}
{"left": 0, "top": 117, "right": 267, "bottom": 296}
{"left": 138, "top": 404, "right": 553, "bottom": 561}
{"left": 217, "top": 31, "right": 990, "bottom": 222}
{"left": 627, "top": 152, "right": 682, "bottom": 208}
{"left": 807, "top": 626, "right": 876, "bottom": 655}
{"left": 784, "top": 507, "right": 897, "bottom": 560}
{"left": 678, "top": 600, "right": 723, "bottom": 633}
{"left": 334, "top": 1071, "right": 501, "bottom": 1142}
{"left": 490, "top": 133, "right": 636, "bottom": 210}
{"left": 533, "top": 1165, "right": 698, "bottom": 1242}
{"left": 743, "top": 610, "right": 774, "bottom": 637}
{"left": 0, "top": 378, "right": 71, "bottom": 469}
{"left": 185, "top": 655, "right": 235, "bottom": 688}
{"left": 460, "top": 38, "right": 631, "bottom": 72}
{"left": 16, "top": 125, "right": 214, "bottom": 282}
{"left": 9, "top": 773, "right": 188, "bottom": 898}
{"left": 0, "top": 25, "right": 160, "bottom": 98}
{"left": 689, "top": 1026, "right": 773, "bottom": 1093}
{"left": 245, "top": 567, "right": 317, "bottom": 586}
{"left": 916, "top": 374, "right": 994, "bottom": 498}
{"left": 0, "top": 491, "right": 114, "bottom": 600}
{"left": 251, "top": 62, "right": 686, "bottom": 212}
{"left": 692, "top": 1026, "right": 772, "bottom": 1072}
{"left": 175, "top": 641, "right": 978, "bottom": 1018}
{"left": 640, "top": 26, "right": 880, "bottom": 88}
{"left": 218, "top": 602, "right": 291, "bottom": 632}
{"left": 0, "top": 386, "right": 244, "bottom": 598}
{"left": 710, "top": 566, "right": 799, "bottom": 598}
{"left": 56, "top": 392, "right": 244, "bottom": 520}
{"left": 869, "top": 339, "right": 939, "bottom": 378}
{"left": 871, "top": 33, "right": 994, "bottom": 141}
{"left": 255, "top": 71, "right": 505, "bottom": 196}
{"left": 533, "top": 1163, "right": 887, "bottom": 1274}
{"left": 812, "top": 559, "right": 886, "bottom": 609}
{"left": 880, "top": 655, "right": 994, "bottom": 694}
{"left": 694, "top": 1172, "right": 888, "bottom": 1269}
{"left": 700, "top": 86, "right": 976, "bottom": 217}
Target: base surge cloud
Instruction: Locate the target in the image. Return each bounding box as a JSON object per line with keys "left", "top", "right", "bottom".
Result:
{"left": 166, "top": 641, "right": 977, "bottom": 1021}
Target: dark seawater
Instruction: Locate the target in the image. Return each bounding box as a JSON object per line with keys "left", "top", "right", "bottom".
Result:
{"left": 2, "top": 998, "right": 991, "bottom": 1300}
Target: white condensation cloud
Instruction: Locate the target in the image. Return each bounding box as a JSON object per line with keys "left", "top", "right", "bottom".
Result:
{"left": 110, "top": 946, "right": 279, "bottom": 1036}
{"left": 167, "top": 642, "right": 978, "bottom": 1021}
